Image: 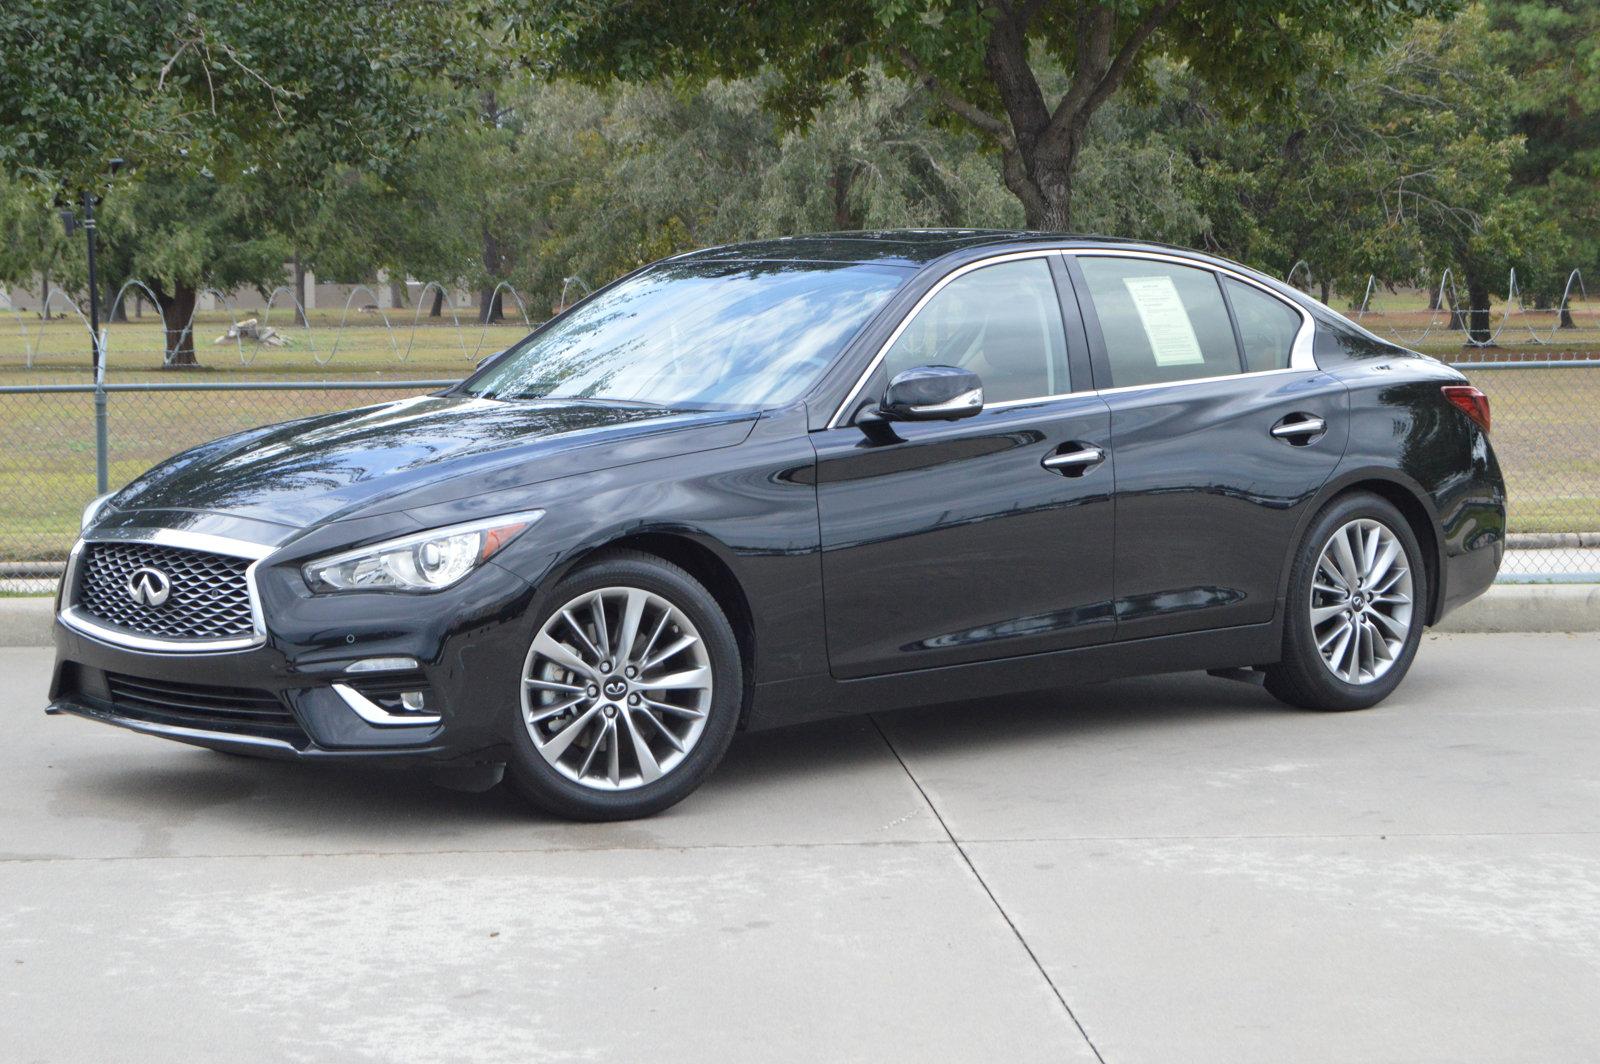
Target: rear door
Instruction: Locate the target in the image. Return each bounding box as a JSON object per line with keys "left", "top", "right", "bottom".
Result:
{"left": 813, "top": 253, "right": 1117, "bottom": 678}
{"left": 1065, "top": 251, "right": 1349, "bottom": 640}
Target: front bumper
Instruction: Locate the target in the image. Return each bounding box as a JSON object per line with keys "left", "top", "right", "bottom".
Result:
{"left": 48, "top": 556, "right": 541, "bottom": 766}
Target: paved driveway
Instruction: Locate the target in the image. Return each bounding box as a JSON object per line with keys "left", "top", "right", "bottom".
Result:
{"left": 3, "top": 633, "right": 1597, "bottom": 1063}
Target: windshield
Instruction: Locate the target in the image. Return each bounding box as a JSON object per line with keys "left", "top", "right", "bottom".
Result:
{"left": 464, "top": 259, "right": 909, "bottom": 408}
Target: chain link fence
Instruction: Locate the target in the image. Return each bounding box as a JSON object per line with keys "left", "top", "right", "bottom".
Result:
{"left": 1453, "top": 356, "right": 1600, "bottom": 581}
{"left": 1, "top": 362, "right": 1597, "bottom": 594}
{"left": 0, "top": 381, "right": 457, "bottom": 592}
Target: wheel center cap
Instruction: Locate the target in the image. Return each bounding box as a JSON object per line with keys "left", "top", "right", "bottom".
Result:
{"left": 603, "top": 678, "right": 628, "bottom": 699}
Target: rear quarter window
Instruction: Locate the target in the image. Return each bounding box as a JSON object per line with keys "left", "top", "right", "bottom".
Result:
{"left": 1224, "top": 278, "right": 1301, "bottom": 372}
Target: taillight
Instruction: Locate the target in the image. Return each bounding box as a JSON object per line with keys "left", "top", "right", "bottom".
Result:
{"left": 1442, "top": 385, "right": 1490, "bottom": 434}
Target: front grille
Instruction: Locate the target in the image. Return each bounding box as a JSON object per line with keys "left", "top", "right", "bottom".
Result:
{"left": 77, "top": 542, "right": 256, "bottom": 641}
{"left": 104, "top": 673, "right": 307, "bottom": 744}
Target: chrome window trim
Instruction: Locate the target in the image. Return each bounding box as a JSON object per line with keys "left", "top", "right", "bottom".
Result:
{"left": 1089, "top": 365, "right": 1302, "bottom": 398}
{"left": 59, "top": 527, "right": 274, "bottom": 654}
{"left": 825, "top": 245, "right": 1320, "bottom": 428}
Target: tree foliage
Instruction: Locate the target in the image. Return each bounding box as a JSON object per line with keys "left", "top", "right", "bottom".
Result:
{"left": 1, "top": 1, "right": 1594, "bottom": 358}
{"left": 1486, "top": 0, "right": 1600, "bottom": 280}
{"left": 0, "top": 0, "right": 474, "bottom": 362}
{"left": 502, "top": 0, "right": 1458, "bottom": 228}
{"left": 0, "top": 0, "right": 469, "bottom": 191}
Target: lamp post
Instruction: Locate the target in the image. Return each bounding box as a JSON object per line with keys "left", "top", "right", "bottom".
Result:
{"left": 83, "top": 187, "right": 109, "bottom": 493}
{"left": 61, "top": 158, "right": 123, "bottom": 493}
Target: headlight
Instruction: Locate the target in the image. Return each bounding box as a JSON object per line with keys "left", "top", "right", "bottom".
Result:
{"left": 303, "top": 511, "right": 543, "bottom": 593}
{"left": 81, "top": 491, "right": 115, "bottom": 531}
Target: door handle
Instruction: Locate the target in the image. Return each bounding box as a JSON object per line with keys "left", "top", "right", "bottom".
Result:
{"left": 1270, "top": 414, "right": 1326, "bottom": 442}
{"left": 1042, "top": 445, "right": 1106, "bottom": 475}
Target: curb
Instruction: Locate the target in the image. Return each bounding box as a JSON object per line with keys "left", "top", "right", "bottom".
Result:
{"left": 1433, "top": 583, "right": 1600, "bottom": 634}
{"left": 1505, "top": 532, "right": 1600, "bottom": 549}
{"left": 1, "top": 585, "right": 1595, "bottom": 648}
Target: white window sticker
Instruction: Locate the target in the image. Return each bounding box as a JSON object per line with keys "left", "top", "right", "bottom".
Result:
{"left": 1122, "top": 275, "right": 1204, "bottom": 366}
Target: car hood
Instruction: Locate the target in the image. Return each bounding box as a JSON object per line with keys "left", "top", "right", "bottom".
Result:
{"left": 110, "top": 394, "right": 759, "bottom": 528}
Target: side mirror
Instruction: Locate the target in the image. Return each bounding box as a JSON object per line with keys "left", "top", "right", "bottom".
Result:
{"left": 878, "top": 365, "right": 983, "bottom": 421}
{"left": 476, "top": 348, "right": 510, "bottom": 369}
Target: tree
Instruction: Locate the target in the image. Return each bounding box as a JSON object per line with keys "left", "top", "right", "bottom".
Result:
{"left": 97, "top": 170, "right": 290, "bottom": 365}
{"left": 757, "top": 68, "right": 1021, "bottom": 233}
{"left": 1, "top": 1, "right": 468, "bottom": 188}
{"left": 1136, "top": 7, "right": 1542, "bottom": 342}
{"left": 504, "top": 0, "right": 1457, "bottom": 229}
{"left": 1485, "top": 1, "right": 1600, "bottom": 311}
{"left": 1365, "top": 11, "right": 1538, "bottom": 342}
{"left": 1, "top": 1, "right": 471, "bottom": 362}
{"left": 0, "top": 175, "right": 83, "bottom": 318}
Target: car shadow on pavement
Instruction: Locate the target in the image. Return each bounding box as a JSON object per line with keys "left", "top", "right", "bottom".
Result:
{"left": 868, "top": 669, "right": 1294, "bottom": 758}
{"left": 50, "top": 670, "right": 1286, "bottom": 831}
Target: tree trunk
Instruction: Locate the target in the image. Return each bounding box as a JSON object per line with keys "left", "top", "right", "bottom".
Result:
{"left": 479, "top": 224, "right": 503, "bottom": 324}
{"left": 154, "top": 284, "right": 200, "bottom": 366}
{"left": 292, "top": 251, "right": 308, "bottom": 327}
{"left": 1428, "top": 285, "right": 1443, "bottom": 312}
{"left": 429, "top": 288, "right": 444, "bottom": 317}
{"left": 40, "top": 272, "right": 50, "bottom": 320}
{"left": 479, "top": 285, "right": 503, "bottom": 324}
{"left": 107, "top": 282, "right": 128, "bottom": 322}
{"left": 1465, "top": 278, "right": 1493, "bottom": 345}
{"left": 1559, "top": 305, "right": 1576, "bottom": 329}
{"left": 1319, "top": 280, "right": 1331, "bottom": 305}
{"left": 1000, "top": 146, "right": 1076, "bottom": 231}
{"left": 829, "top": 161, "right": 858, "bottom": 230}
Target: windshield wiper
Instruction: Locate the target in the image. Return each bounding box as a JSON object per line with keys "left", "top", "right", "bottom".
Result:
{"left": 561, "top": 396, "right": 672, "bottom": 409}
{"left": 484, "top": 391, "right": 672, "bottom": 409}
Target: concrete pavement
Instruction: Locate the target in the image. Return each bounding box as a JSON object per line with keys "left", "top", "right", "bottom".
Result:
{"left": 3, "top": 634, "right": 1598, "bottom": 1062}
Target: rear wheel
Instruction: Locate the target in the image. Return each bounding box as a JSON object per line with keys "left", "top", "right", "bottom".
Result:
{"left": 505, "top": 550, "right": 742, "bottom": 820}
{"left": 1264, "top": 492, "right": 1427, "bottom": 711}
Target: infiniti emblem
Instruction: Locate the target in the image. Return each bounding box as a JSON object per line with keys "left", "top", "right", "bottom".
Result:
{"left": 127, "top": 567, "right": 172, "bottom": 607}
{"left": 603, "top": 678, "right": 627, "bottom": 698}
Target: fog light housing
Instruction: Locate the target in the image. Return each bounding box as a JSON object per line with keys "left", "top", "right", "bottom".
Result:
{"left": 331, "top": 680, "right": 441, "bottom": 727}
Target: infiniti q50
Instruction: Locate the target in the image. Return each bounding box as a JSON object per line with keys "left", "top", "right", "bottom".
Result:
{"left": 47, "top": 231, "right": 1505, "bottom": 820}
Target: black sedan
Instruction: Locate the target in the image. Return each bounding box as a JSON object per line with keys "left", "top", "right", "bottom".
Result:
{"left": 47, "top": 231, "right": 1505, "bottom": 820}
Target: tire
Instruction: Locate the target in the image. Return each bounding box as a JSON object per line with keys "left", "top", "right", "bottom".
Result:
{"left": 1263, "top": 492, "right": 1428, "bottom": 711}
{"left": 505, "top": 549, "right": 743, "bottom": 820}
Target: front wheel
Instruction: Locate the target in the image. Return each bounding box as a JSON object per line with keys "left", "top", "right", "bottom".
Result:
{"left": 505, "top": 550, "right": 742, "bottom": 820}
{"left": 1264, "top": 492, "right": 1427, "bottom": 711}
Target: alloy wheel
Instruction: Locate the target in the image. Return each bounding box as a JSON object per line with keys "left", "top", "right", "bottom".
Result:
{"left": 1309, "top": 518, "right": 1414, "bottom": 684}
{"left": 520, "top": 585, "right": 713, "bottom": 790}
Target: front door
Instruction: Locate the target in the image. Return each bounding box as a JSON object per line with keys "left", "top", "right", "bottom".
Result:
{"left": 813, "top": 254, "right": 1117, "bottom": 679}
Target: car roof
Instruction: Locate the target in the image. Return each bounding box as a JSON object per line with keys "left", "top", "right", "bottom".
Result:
{"left": 674, "top": 228, "right": 1243, "bottom": 269}
{"left": 670, "top": 228, "right": 1318, "bottom": 316}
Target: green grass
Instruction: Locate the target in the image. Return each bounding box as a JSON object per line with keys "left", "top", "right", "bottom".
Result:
{"left": 0, "top": 309, "right": 532, "bottom": 384}
{"left": 1, "top": 300, "right": 1597, "bottom": 560}
{"left": 1331, "top": 289, "right": 1600, "bottom": 360}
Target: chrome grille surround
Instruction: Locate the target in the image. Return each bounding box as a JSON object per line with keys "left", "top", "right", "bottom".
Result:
{"left": 60, "top": 528, "right": 273, "bottom": 652}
